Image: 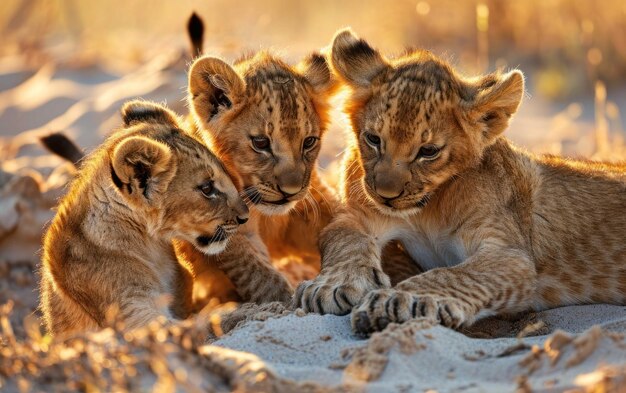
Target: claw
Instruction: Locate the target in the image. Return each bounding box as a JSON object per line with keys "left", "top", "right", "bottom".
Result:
{"left": 391, "top": 296, "right": 400, "bottom": 320}
{"left": 419, "top": 301, "right": 427, "bottom": 317}
{"left": 372, "top": 268, "right": 383, "bottom": 286}
{"left": 293, "top": 281, "right": 309, "bottom": 309}
{"left": 443, "top": 305, "right": 454, "bottom": 326}
{"left": 411, "top": 299, "right": 419, "bottom": 318}
{"left": 368, "top": 293, "right": 380, "bottom": 312}
{"left": 308, "top": 285, "right": 322, "bottom": 312}
{"left": 332, "top": 286, "right": 342, "bottom": 310}
{"left": 337, "top": 287, "right": 352, "bottom": 312}
{"left": 315, "top": 291, "right": 325, "bottom": 314}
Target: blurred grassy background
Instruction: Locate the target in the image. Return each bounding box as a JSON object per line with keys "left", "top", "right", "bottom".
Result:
{"left": 1, "top": 0, "right": 625, "bottom": 159}
{"left": 3, "top": 0, "right": 626, "bottom": 97}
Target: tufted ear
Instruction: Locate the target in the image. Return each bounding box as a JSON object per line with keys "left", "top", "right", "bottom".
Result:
{"left": 466, "top": 70, "right": 524, "bottom": 139}
{"left": 188, "top": 56, "right": 246, "bottom": 125}
{"left": 111, "top": 136, "right": 176, "bottom": 204}
{"left": 330, "top": 28, "right": 388, "bottom": 88}
{"left": 121, "top": 100, "right": 181, "bottom": 128}
{"left": 296, "top": 52, "right": 338, "bottom": 96}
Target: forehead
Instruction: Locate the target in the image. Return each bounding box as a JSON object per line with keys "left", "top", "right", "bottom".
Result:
{"left": 244, "top": 67, "right": 318, "bottom": 139}
{"left": 149, "top": 127, "right": 220, "bottom": 174}
{"left": 362, "top": 62, "right": 461, "bottom": 143}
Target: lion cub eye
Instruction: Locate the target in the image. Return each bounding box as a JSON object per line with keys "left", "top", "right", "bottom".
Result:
{"left": 417, "top": 145, "right": 441, "bottom": 160}
{"left": 251, "top": 136, "right": 271, "bottom": 152}
{"left": 302, "top": 136, "right": 317, "bottom": 150}
{"left": 199, "top": 181, "right": 216, "bottom": 198}
{"left": 365, "top": 133, "right": 381, "bottom": 148}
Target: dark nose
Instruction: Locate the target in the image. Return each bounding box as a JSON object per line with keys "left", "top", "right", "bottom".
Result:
{"left": 277, "top": 185, "right": 298, "bottom": 199}
{"left": 376, "top": 188, "right": 403, "bottom": 201}
{"left": 233, "top": 199, "right": 249, "bottom": 224}
{"left": 374, "top": 174, "right": 405, "bottom": 200}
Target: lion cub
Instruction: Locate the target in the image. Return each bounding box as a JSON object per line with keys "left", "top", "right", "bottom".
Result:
{"left": 176, "top": 19, "right": 340, "bottom": 306}
{"left": 40, "top": 101, "right": 248, "bottom": 336}
{"left": 296, "top": 29, "right": 626, "bottom": 335}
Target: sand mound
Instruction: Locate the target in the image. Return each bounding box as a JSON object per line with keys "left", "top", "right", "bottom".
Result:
{"left": 214, "top": 306, "right": 626, "bottom": 392}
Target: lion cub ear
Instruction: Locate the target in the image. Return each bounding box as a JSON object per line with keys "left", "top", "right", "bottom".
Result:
{"left": 111, "top": 136, "right": 176, "bottom": 205}
{"left": 330, "top": 28, "right": 388, "bottom": 88}
{"left": 467, "top": 70, "right": 524, "bottom": 139}
{"left": 296, "top": 53, "right": 338, "bottom": 96}
{"left": 121, "top": 100, "right": 181, "bottom": 128}
{"left": 188, "top": 56, "right": 246, "bottom": 125}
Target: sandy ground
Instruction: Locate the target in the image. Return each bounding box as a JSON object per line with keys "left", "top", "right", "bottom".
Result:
{"left": 214, "top": 305, "right": 626, "bottom": 392}
{"left": 1, "top": 50, "right": 625, "bottom": 392}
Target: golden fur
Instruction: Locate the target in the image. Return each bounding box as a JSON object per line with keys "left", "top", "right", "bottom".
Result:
{"left": 295, "top": 29, "right": 626, "bottom": 335}
{"left": 40, "top": 101, "right": 248, "bottom": 336}
{"left": 178, "top": 48, "right": 340, "bottom": 305}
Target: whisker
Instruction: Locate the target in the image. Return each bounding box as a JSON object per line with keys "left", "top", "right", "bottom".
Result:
{"left": 334, "top": 146, "right": 349, "bottom": 158}
{"left": 241, "top": 185, "right": 264, "bottom": 205}
{"left": 309, "top": 192, "right": 321, "bottom": 224}
{"left": 301, "top": 193, "right": 310, "bottom": 218}
{"left": 303, "top": 193, "right": 315, "bottom": 224}
{"left": 309, "top": 184, "right": 334, "bottom": 214}
{"left": 291, "top": 206, "right": 304, "bottom": 218}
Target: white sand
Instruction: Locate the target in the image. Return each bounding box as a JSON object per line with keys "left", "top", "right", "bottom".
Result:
{"left": 213, "top": 305, "right": 626, "bottom": 392}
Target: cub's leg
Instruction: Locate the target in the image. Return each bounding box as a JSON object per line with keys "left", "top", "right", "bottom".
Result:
{"left": 169, "top": 260, "right": 195, "bottom": 319}
{"left": 293, "top": 211, "right": 391, "bottom": 315}
{"left": 351, "top": 246, "right": 537, "bottom": 335}
{"left": 214, "top": 231, "right": 293, "bottom": 303}
{"left": 117, "top": 293, "right": 176, "bottom": 330}
{"left": 176, "top": 240, "right": 241, "bottom": 311}
{"left": 176, "top": 232, "right": 293, "bottom": 305}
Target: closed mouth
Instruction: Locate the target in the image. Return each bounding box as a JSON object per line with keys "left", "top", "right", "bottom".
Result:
{"left": 262, "top": 198, "right": 290, "bottom": 206}
{"left": 244, "top": 195, "right": 290, "bottom": 206}
{"left": 196, "top": 226, "right": 230, "bottom": 247}
{"left": 242, "top": 186, "right": 291, "bottom": 206}
{"left": 368, "top": 188, "right": 430, "bottom": 212}
{"left": 383, "top": 195, "right": 429, "bottom": 211}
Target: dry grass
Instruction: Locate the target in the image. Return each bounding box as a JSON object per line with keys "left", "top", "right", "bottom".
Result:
{"left": 2, "top": 1, "right": 626, "bottom": 87}
{"left": 2, "top": 1, "right": 625, "bottom": 159}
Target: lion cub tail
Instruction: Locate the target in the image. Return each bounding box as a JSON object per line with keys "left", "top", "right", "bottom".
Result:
{"left": 187, "top": 12, "right": 204, "bottom": 58}
{"left": 40, "top": 132, "right": 84, "bottom": 167}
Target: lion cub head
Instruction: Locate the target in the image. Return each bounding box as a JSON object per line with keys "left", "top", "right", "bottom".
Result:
{"left": 108, "top": 101, "right": 248, "bottom": 253}
{"left": 188, "top": 52, "right": 337, "bottom": 215}
{"left": 330, "top": 29, "right": 524, "bottom": 216}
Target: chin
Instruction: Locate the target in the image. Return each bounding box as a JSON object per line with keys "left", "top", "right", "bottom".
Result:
{"left": 198, "top": 240, "right": 229, "bottom": 255}
{"left": 372, "top": 202, "right": 422, "bottom": 219}
{"left": 363, "top": 190, "right": 424, "bottom": 219}
{"left": 255, "top": 200, "right": 298, "bottom": 216}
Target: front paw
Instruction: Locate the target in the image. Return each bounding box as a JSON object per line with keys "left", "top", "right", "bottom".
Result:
{"left": 351, "top": 289, "right": 469, "bottom": 335}
{"left": 292, "top": 268, "right": 390, "bottom": 315}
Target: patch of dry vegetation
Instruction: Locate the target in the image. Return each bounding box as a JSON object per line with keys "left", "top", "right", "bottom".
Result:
{"left": 0, "top": 300, "right": 354, "bottom": 393}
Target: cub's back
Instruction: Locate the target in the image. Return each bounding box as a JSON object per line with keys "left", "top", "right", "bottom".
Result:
{"left": 531, "top": 155, "right": 626, "bottom": 306}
